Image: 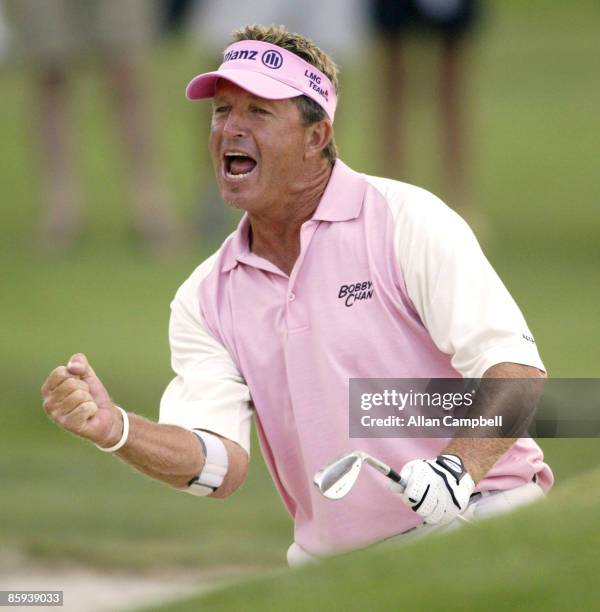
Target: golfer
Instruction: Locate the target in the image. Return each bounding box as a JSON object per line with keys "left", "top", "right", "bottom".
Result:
{"left": 42, "top": 25, "right": 552, "bottom": 566}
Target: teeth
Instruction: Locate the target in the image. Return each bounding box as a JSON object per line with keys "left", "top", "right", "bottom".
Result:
{"left": 225, "top": 170, "right": 253, "bottom": 180}
{"left": 223, "top": 151, "right": 256, "bottom": 180}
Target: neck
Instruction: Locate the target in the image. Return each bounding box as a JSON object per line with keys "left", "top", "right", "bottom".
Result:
{"left": 249, "top": 161, "right": 332, "bottom": 274}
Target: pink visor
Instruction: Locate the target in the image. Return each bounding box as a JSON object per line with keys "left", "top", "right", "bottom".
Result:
{"left": 186, "top": 40, "right": 337, "bottom": 122}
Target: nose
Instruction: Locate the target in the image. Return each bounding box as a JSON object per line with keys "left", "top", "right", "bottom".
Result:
{"left": 222, "top": 107, "right": 248, "bottom": 139}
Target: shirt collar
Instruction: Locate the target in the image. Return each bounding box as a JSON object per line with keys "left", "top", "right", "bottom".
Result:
{"left": 221, "top": 159, "right": 365, "bottom": 273}
{"left": 221, "top": 215, "right": 252, "bottom": 273}
{"left": 311, "top": 159, "right": 366, "bottom": 222}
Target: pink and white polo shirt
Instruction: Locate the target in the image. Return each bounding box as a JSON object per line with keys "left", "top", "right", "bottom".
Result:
{"left": 159, "top": 159, "right": 553, "bottom": 556}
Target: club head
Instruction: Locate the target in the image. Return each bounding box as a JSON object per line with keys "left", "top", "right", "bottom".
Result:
{"left": 313, "top": 451, "right": 365, "bottom": 499}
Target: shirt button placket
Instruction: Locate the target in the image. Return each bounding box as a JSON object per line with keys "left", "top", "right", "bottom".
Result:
{"left": 285, "top": 288, "right": 308, "bottom": 331}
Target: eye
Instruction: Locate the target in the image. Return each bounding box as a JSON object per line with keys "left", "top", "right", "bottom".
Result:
{"left": 251, "top": 106, "right": 270, "bottom": 115}
{"left": 213, "top": 105, "right": 230, "bottom": 114}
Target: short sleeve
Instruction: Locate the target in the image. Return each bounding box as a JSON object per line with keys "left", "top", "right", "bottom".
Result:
{"left": 378, "top": 180, "right": 545, "bottom": 378}
{"left": 159, "top": 258, "right": 253, "bottom": 454}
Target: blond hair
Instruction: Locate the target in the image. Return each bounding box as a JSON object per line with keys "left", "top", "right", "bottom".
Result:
{"left": 231, "top": 24, "right": 339, "bottom": 163}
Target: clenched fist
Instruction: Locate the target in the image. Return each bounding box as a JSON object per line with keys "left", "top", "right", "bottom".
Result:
{"left": 41, "top": 353, "right": 124, "bottom": 449}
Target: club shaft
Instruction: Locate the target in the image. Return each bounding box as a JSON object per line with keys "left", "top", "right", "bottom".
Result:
{"left": 364, "top": 455, "right": 407, "bottom": 491}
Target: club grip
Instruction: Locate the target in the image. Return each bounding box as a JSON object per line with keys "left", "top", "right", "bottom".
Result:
{"left": 387, "top": 468, "right": 407, "bottom": 492}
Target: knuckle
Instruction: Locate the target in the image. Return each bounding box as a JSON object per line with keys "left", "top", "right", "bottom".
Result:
{"left": 79, "top": 400, "right": 95, "bottom": 415}
{"left": 55, "top": 412, "right": 69, "bottom": 428}
{"left": 60, "top": 409, "right": 84, "bottom": 430}
{"left": 71, "top": 389, "right": 90, "bottom": 404}
{"left": 45, "top": 366, "right": 68, "bottom": 391}
{"left": 49, "top": 407, "right": 64, "bottom": 423}
{"left": 70, "top": 403, "right": 96, "bottom": 432}
{"left": 62, "top": 377, "right": 78, "bottom": 391}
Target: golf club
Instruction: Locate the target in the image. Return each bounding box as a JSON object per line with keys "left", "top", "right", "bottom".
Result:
{"left": 313, "top": 450, "right": 471, "bottom": 523}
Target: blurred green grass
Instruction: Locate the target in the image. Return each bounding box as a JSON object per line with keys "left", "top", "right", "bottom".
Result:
{"left": 0, "top": 1, "right": 598, "bottom": 571}
{"left": 145, "top": 467, "right": 600, "bottom": 611}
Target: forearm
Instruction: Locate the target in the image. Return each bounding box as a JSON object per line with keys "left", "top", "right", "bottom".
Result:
{"left": 444, "top": 437, "right": 516, "bottom": 484}
{"left": 113, "top": 413, "right": 204, "bottom": 488}
{"left": 41, "top": 355, "right": 249, "bottom": 498}
{"left": 112, "top": 413, "right": 248, "bottom": 497}
{"left": 444, "top": 362, "right": 546, "bottom": 484}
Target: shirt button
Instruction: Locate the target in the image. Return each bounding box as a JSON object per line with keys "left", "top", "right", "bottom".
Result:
{"left": 288, "top": 292, "right": 296, "bottom": 302}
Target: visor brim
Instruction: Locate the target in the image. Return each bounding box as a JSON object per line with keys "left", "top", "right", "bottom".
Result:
{"left": 186, "top": 69, "right": 304, "bottom": 101}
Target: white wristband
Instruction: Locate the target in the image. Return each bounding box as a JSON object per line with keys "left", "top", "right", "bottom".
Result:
{"left": 95, "top": 406, "right": 130, "bottom": 453}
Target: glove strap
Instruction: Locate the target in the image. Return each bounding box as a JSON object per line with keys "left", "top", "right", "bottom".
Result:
{"left": 436, "top": 454, "right": 468, "bottom": 484}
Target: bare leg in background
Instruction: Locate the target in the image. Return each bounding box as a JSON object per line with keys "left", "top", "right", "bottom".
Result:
{"left": 36, "top": 67, "right": 81, "bottom": 252}
{"left": 379, "top": 35, "right": 406, "bottom": 180}
{"left": 107, "top": 56, "right": 181, "bottom": 254}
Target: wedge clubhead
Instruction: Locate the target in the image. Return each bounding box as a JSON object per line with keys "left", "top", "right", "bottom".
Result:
{"left": 313, "top": 452, "right": 365, "bottom": 499}
{"left": 313, "top": 450, "right": 405, "bottom": 500}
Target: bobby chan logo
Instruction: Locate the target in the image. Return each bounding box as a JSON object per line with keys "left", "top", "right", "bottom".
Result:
{"left": 261, "top": 49, "right": 283, "bottom": 69}
{"left": 338, "top": 281, "right": 374, "bottom": 307}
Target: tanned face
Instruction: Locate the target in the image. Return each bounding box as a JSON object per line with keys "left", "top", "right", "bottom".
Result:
{"left": 209, "top": 80, "right": 312, "bottom": 214}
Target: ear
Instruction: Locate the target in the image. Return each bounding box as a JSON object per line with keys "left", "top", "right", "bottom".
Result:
{"left": 304, "top": 119, "right": 333, "bottom": 160}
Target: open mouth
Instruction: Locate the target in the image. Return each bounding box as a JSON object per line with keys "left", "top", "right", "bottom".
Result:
{"left": 223, "top": 152, "right": 257, "bottom": 181}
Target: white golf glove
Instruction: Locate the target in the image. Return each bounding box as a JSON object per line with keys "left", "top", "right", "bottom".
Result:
{"left": 392, "top": 454, "right": 475, "bottom": 525}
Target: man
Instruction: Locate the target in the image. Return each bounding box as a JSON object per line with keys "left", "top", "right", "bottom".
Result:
{"left": 41, "top": 25, "right": 552, "bottom": 566}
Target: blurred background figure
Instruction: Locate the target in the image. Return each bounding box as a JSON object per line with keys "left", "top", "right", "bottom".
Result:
{"left": 369, "top": 0, "right": 480, "bottom": 220}
{"left": 8, "top": 0, "right": 180, "bottom": 255}
{"left": 190, "top": 0, "right": 365, "bottom": 61}
{"left": 0, "top": 1, "right": 12, "bottom": 65}
{"left": 187, "top": 0, "right": 366, "bottom": 245}
{"left": 161, "top": 0, "right": 199, "bottom": 37}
